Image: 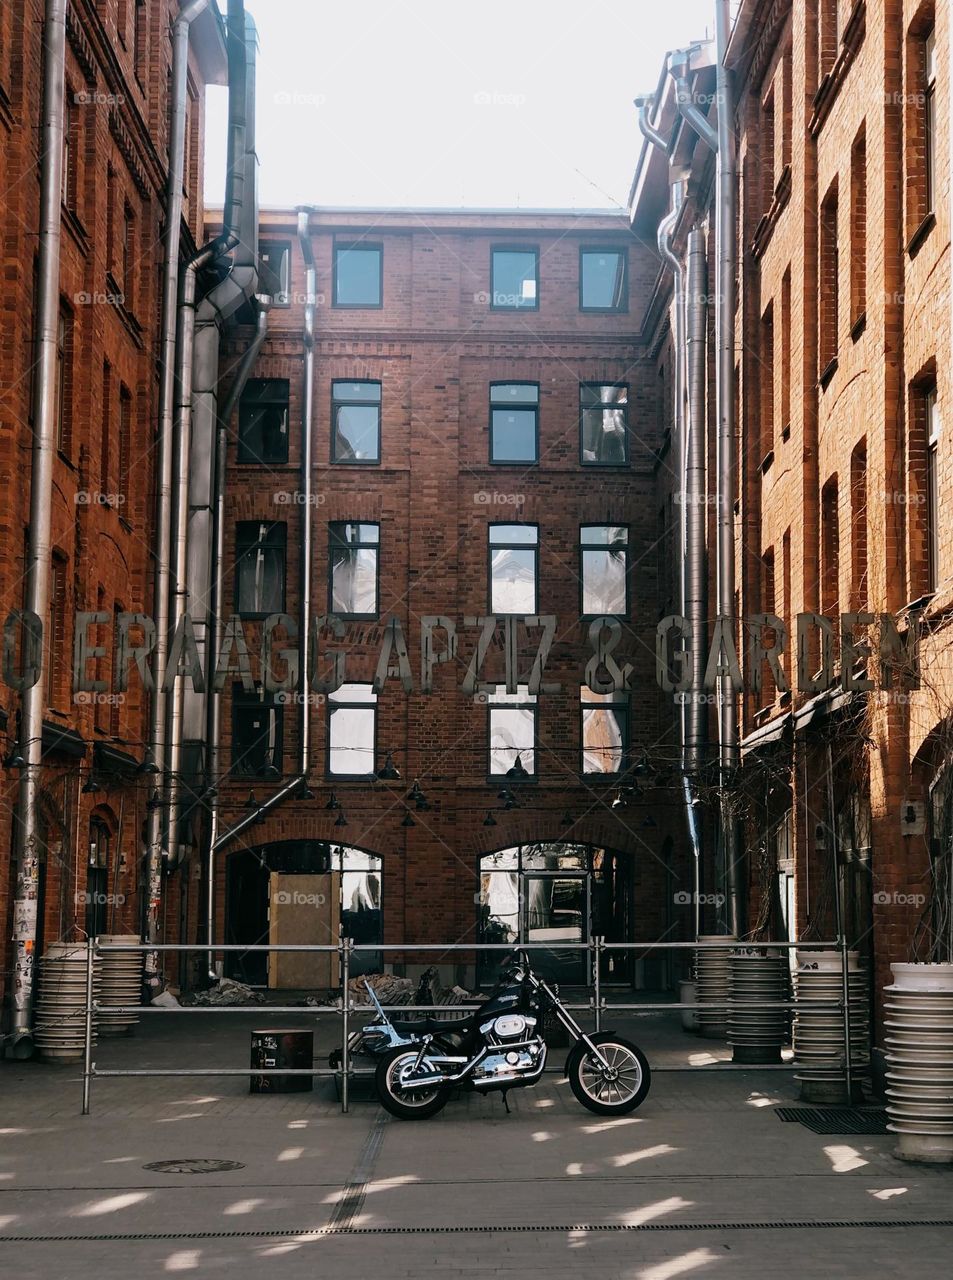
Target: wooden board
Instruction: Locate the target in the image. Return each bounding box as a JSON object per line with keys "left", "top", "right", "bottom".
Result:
{"left": 267, "top": 873, "right": 340, "bottom": 990}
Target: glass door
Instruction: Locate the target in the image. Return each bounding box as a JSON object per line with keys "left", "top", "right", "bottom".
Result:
{"left": 521, "top": 874, "right": 588, "bottom": 984}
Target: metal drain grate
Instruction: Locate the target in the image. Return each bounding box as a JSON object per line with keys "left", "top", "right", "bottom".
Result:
{"left": 775, "top": 1107, "right": 888, "bottom": 1135}
{"left": 142, "top": 1159, "right": 246, "bottom": 1175}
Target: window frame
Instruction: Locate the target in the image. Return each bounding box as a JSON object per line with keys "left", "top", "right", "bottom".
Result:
{"left": 328, "top": 520, "right": 381, "bottom": 621}
{"left": 332, "top": 240, "right": 384, "bottom": 309}
{"left": 925, "top": 384, "right": 940, "bottom": 592}
{"left": 579, "top": 685, "right": 629, "bottom": 778}
{"left": 489, "top": 380, "right": 540, "bottom": 465}
{"left": 487, "top": 522, "right": 540, "bottom": 616}
{"left": 237, "top": 378, "right": 291, "bottom": 466}
{"left": 487, "top": 683, "right": 538, "bottom": 780}
{"left": 579, "top": 523, "right": 630, "bottom": 620}
{"left": 490, "top": 245, "right": 540, "bottom": 312}
{"left": 234, "top": 520, "right": 287, "bottom": 619}
{"left": 231, "top": 683, "right": 284, "bottom": 780}
{"left": 326, "top": 682, "right": 378, "bottom": 780}
{"left": 331, "top": 378, "right": 382, "bottom": 465}
{"left": 924, "top": 25, "right": 937, "bottom": 215}
{"left": 579, "top": 381, "right": 629, "bottom": 467}
{"left": 578, "top": 246, "right": 629, "bottom": 313}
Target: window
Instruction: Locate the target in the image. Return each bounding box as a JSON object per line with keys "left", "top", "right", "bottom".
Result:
{"left": 260, "top": 241, "right": 291, "bottom": 305}
{"left": 235, "top": 521, "right": 286, "bottom": 616}
{"left": 118, "top": 386, "right": 131, "bottom": 510}
{"left": 579, "top": 248, "right": 627, "bottom": 311}
{"left": 62, "top": 92, "right": 74, "bottom": 209}
{"left": 850, "top": 439, "right": 868, "bottom": 611}
{"left": 54, "top": 304, "right": 73, "bottom": 454}
{"left": 48, "top": 552, "right": 68, "bottom": 709}
{"left": 331, "top": 380, "right": 381, "bottom": 463}
{"left": 86, "top": 819, "right": 111, "bottom": 938}
{"left": 327, "top": 683, "right": 377, "bottom": 777}
{"left": 760, "top": 303, "right": 775, "bottom": 457}
{"left": 491, "top": 248, "right": 538, "bottom": 310}
{"left": 488, "top": 684, "right": 537, "bottom": 777}
{"left": 132, "top": 1, "right": 145, "bottom": 80}
{"left": 489, "top": 524, "right": 538, "bottom": 614}
{"left": 101, "top": 362, "right": 112, "bottom": 491}
{"left": 329, "top": 522, "right": 379, "bottom": 619}
{"left": 121, "top": 203, "right": 135, "bottom": 299}
{"left": 850, "top": 126, "right": 867, "bottom": 328}
{"left": 819, "top": 184, "right": 839, "bottom": 378}
{"left": 490, "top": 382, "right": 538, "bottom": 463}
{"left": 581, "top": 686, "right": 628, "bottom": 775}
{"left": 926, "top": 386, "right": 940, "bottom": 590}
{"left": 821, "top": 477, "right": 839, "bottom": 617}
{"left": 333, "top": 242, "right": 382, "bottom": 307}
{"left": 580, "top": 383, "right": 628, "bottom": 465}
{"left": 780, "top": 267, "right": 791, "bottom": 433}
{"left": 580, "top": 525, "right": 629, "bottom": 617}
{"left": 237, "top": 379, "right": 289, "bottom": 465}
{"left": 232, "top": 685, "right": 283, "bottom": 778}
{"left": 762, "top": 87, "right": 776, "bottom": 210}
{"left": 924, "top": 26, "right": 937, "bottom": 213}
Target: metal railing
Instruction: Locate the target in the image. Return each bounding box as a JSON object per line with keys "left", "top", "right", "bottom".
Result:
{"left": 77, "top": 936, "right": 855, "bottom": 1115}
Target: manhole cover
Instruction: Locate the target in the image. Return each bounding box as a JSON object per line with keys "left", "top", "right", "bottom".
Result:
{"left": 142, "top": 1158, "right": 245, "bottom": 1175}
{"left": 775, "top": 1107, "right": 889, "bottom": 1135}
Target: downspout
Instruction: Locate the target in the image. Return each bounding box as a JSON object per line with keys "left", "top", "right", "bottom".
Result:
{"left": 142, "top": 0, "right": 212, "bottom": 997}
{"left": 10, "top": 0, "right": 67, "bottom": 1055}
{"left": 671, "top": 22, "right": 742, "bottom": 936}
{"left": 637, "top": 97, "right": 705, "bottom": 937}
{"left": 204, "top": 210, "right": 317, "bottom": 979}
{"left": 203, "top": 301, "right": 269, "bottom": 979}
{"left": 166, "top": 0, "right": 251, "bottom": 870}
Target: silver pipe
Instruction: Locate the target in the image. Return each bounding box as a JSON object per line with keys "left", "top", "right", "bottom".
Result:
{"left": 685, "top": 228, "right": 709, "bottom": 774}
{"left": 714, "top": 0, "right": 740, "bottom": 936}
{"left": 669, "top": 49, "right": 718, "bottom": 153}
{"left": 205, "top": 303, "right": 269, "bottom": 980}
{"left": 296, "top": 208, "right": 317, "bottom": 779}
{"left": 11, "top": 0, "right": 68, "bottom": 1053}
{"left": 143, "top": 0, "right": 211, "bottom": 996}
{"left": 166, "top": 0, "right": 249, "bottom": 869}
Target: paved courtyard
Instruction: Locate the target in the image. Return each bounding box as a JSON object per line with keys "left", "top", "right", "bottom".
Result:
{"left": 1, "top": 1007, "right": 951, "bottom": 1279}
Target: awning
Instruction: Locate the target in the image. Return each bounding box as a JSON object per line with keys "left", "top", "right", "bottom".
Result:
{"left": 793, "top": 687, "right": 860, "bottom": 733}
{"left": 741, "top": 711, "right": 791, "bottom": 756}
{"left": 41, "top": 722, "right": 86, "bottom": 759}
{"left": 93, "top": 742, "right": 139, "bottom": 778}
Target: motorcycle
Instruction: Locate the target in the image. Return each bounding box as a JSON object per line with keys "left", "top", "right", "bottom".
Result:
{"left": 371, "top": 950, "right": 651, "bottom": 1120}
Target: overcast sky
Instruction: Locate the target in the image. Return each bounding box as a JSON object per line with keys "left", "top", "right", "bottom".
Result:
{"left": 205, "top": 0, "right": 715, "bottom": 210}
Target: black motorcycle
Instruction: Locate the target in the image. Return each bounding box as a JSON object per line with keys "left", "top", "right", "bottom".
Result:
{"left": 373, "top": 950, "right": 651, "bottom": 1120}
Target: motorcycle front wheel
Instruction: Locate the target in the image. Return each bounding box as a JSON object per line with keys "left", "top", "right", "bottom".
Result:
{"left": 375, "top": 1046, "right": 451, "bottom": 1120}
{"left": 566, "top": 1032, "right": 651, "bottom": 1115}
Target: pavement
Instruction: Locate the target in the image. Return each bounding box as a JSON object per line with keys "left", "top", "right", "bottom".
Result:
{"left": 1, "top": 1003, "right": 951, "bottom": 1279}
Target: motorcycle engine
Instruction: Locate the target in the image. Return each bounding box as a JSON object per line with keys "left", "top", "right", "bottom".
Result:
{"left": 481, "top": 1013, "right": 530, "bottom": 1042}
{"left": 471, "top": 1013, "right": 544, "bottom": 1087}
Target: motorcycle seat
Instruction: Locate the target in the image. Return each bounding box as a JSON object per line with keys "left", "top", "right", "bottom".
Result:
{"left": 392, "top": 1014, "right": 474, "bottom": 1036}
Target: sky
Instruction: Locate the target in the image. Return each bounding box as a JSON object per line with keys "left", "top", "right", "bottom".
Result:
{"left": 205, "top": 0, "right": 716, "bottom": 211}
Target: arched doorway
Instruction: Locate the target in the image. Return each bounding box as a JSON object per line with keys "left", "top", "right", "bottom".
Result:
{"left": 477, "top": 843, "right": 633, "bottom": 985}
{"left": 225, "top": 841, "right": 382, "bottom": 985}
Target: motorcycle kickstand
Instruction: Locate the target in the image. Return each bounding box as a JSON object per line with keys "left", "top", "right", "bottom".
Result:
{"left": 501, "top": 1089, "right": 511, "bottom": 1115}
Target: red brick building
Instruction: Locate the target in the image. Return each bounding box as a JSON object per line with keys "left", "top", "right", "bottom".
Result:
{"left": 632, "top": 0, "right": 952, "bottom": 1035}
{"left": 0, "top": 1, "right": 225, "bottom": 1029}
{"left": 205, "top": 206, "right": 690, "bottom": 990}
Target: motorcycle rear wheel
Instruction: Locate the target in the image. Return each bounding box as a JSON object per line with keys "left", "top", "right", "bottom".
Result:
{"left": 566, "top": 1032, "right": 651, "bottom": 1115}
{"left": 375, "top": 1046, "right": 451, "bottom": 1120}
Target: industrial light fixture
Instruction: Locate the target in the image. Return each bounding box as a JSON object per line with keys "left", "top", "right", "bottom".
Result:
{"left": 503, "top": 792, "right": 518, "bottom": 811}
{"left": 262, "top": 760, "right": 281, "bottom": 781}
{"left": 325, "top": 791, "right": 342, "bottom": 811}
{"left": 146, "top": 788, "right": 162, "bottom": 811}
{"left": 82, "top": 774, "right": 102, "bottom": 795}
{"left": 334, "top": 810, "right": 348, "bottom": 828}
{"left": 401, "top": 808, "right": 416, "bottom": 828}
{"left": 641, "top": 814, "right": 658, "bottom": 829}
{"left": 610, "top": 792, "right": 627, "bottom": 811}
{"left": 632, "top": 750, "right": 650, "bottom": 778}
{"left": 377, "top": 751, "right": 401, "bottom": 781}
{"left": 482, "top": 810, "right": 497, "bottom": 827}
{"left": 506, "top": 753, "right": 529, "bottom": 780}
{"left": 253, "top": 805, "right": 266, "bottom": 826}
{"left": 3, "top": 740, "right": 25, "bottom": 770}
{"left": 296, "top": 781, "right": 315, "bottom": 801}
{"left": 244, "top": 790, "right": 259, "bottom": 811}
{"left": 137, "top": 750, "right": 161, "bottom": 776}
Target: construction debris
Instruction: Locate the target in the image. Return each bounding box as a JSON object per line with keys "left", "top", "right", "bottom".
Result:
{"left": 187, "top": 978, "right": 265, "bottom": 1006}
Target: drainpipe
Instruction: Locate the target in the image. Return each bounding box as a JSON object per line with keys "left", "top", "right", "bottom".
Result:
{"left": 10, "top": 0, "right": 67, "bottom": 1056}
{"left": 166, "top": 0, "right": 254, "bottom": 871}
{"left": 637, "top": 97, "right": 706, "bottom": 937}
{"left": 204, "top": 210, "right": 317, "bottom": 979}
{"left": 670, "top": 17, "right": 741, "bottom": 937}
{"left": 203, "top": 300, "right": 269, "bottom": 979}
{"left": 142, "top": 0, "right": 211, "bottom": 996}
